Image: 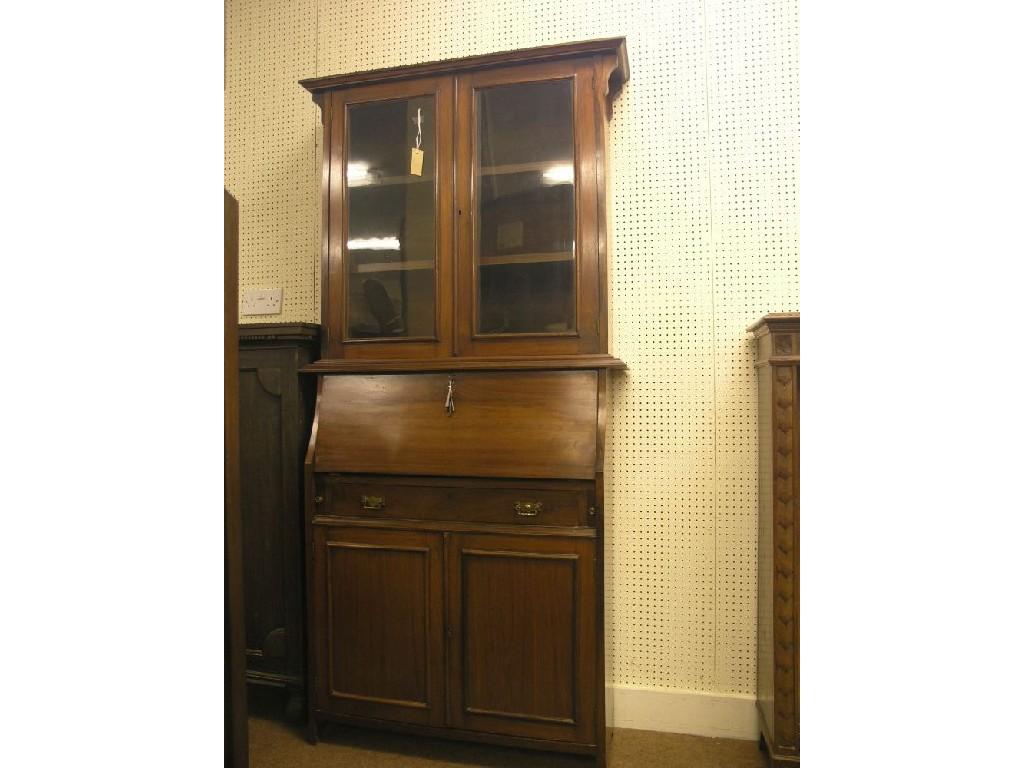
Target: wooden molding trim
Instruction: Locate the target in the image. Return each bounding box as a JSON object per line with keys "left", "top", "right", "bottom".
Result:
{"left": 238, "top": 323, "right": 321, "bottom": 344}
{"left": 300, "top": 37, "right": 628, "bottom": 95}
{"left": 311, "top": 516, "right": 597, "bottom": 539}
{"left": 310, "top": 709, "right": 599, "bottom": 755}
{"left": 746, "top": 312, "right": 799, "bottom": 335}
{"left": 301, "top": 354, "right": 626, "bottom": 374}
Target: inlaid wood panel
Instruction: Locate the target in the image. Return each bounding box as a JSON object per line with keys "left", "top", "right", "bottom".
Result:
{"left": 447, "top": 533, "right": 596, "bottom": 744}
{"left": 313, "top": 526, "right": 445, "bottom": 726}
{"left": 315, "top": 370, "right": 598, "bottom": 479}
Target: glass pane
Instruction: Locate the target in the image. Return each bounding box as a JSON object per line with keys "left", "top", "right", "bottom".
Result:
{"left": 475, "top": 79, "right": 575, "bottom": 335}
{"left": 346, "top": 95, "right": 436, "bottom": 339}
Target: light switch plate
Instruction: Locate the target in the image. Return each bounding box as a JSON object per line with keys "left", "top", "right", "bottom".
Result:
{"left": 241, "top": 288, "right": 283, "bottom": 315}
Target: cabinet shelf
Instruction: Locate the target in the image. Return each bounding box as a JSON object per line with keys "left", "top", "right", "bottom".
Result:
{"left": 350, "top": 175, "right": 434, "bottom": 188}
{"left": 479, "top": 251, "right": 573, "bottom": 266}
{"left": 479, "top": 161, "right": 574, "bottom": 178}
{"left": 353, "top": 259, "right": 434, "bottom": 274}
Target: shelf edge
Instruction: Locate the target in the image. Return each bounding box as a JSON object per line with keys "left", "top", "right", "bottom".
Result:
{"left": 300, "top": 354, "right": 627, "bottom": 374}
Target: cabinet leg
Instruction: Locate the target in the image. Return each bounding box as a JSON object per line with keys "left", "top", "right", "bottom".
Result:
{"left": 305, "top": 716, "right": 319, "bottom": 745}
{"left": 594, "top": 728, "right": 607, "bottom": 768}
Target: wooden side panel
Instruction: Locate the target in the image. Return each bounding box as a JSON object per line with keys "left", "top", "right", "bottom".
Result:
{"left": 239, "top": 363, "right": 287, "bottom": 672}
{"left": 753, "top": 314, "right": 800, "bottom": 765}
{"left": 315, "top": 370, "right": 598, "bottom": 478}
{"left": 771, "top": 361, "right": 799, "bottom": 753}
{"left": 755, "top": 358, "right": 776, "bottom": 742}
{"left": 224, "top": 189, "right": 248, "bottom": 768}
{"left": 312, "top": 526, "right": 445, "bottom": 726}
{"left": 238, "top": 330, "right": 318, "bottom": 708}
{"left": 447, "top": 533, "right": 596, "bottom": 744}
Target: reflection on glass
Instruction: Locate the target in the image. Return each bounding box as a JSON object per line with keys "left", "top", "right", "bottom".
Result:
{"left": 346, "top": 95, "right": 436, "bottom": 339}
{"left": 475, "top": 79, "right": 575, "bottom": 335}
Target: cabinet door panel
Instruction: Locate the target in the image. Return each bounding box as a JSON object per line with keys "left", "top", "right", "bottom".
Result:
{"left": 314, "top": 370, "right": 598, "bottom": 479}
{"left": 447, "top": 533, "right": 596, "bottom": 743}
{"left": 327, "top": 77, "right": 454, "bottom": 360}
{"left": 456, "top": 60, "right": 600, "bottom": 357}
{"left": 312, "top": 526, "right": 445, "bottom": 726}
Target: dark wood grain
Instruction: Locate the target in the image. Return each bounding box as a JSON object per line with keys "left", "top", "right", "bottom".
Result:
{"left": 752, "top": 313, "right": 800, "bottom": 767}
{"left": 312, "top": 526, "right": 446, "bottom": 727}
{"left": 224, "top": 190, "right": 248, "bottom": 768}
{"left": 314, "top": 371, "right": 598, "bottom": 478}
{"left": 300, "top": 37, "right": 628, "bottom": 95}
{"left": 447, "top": 533, "right": 596, "bottom": 744}
{"left": 238, "top": 324, "right": 318, "bottom": 717}
{"left": 319, "top": 476, "right": 590, "bottom": 527}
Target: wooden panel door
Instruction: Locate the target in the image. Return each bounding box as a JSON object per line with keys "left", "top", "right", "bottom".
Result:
{"left": 311, "top": 525, "right": 445, "bottom": 726}
{"left": 325, "top": 76, "right": 455, "bottom": 360}
{"left": 447, "top": 533, "right": 597, "bottom": 744}
{"left": 455, "top": 59, "right": 602, "bottom": 357}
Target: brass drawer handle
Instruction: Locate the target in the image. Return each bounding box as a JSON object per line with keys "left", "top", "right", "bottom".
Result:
{"left": 360, "top": 495, "right": 386, "bottom": 511}
{"left": 514, "top": 501, "right": 543, "bottom": 517}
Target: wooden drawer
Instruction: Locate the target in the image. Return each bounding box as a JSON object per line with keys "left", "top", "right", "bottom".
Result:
{"left": 319, "top": 476, "right": 589, "bottom": 527}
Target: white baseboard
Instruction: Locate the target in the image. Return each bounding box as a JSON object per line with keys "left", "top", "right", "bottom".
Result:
{"left": 606, "top": 684, "right": 758, "bottom": 740}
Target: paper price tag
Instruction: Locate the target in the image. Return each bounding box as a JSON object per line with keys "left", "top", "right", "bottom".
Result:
{"left": 410, "top": 148, "right": 424, "bottom": 176}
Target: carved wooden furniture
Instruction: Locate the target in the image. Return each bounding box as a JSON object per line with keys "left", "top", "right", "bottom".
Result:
{"left": 299, "top": 38, "right": 628, "bottom": 766}
{"left": 238, "top": 323, "right": 319, "bottom": 718}
{"left": 750, "top": 313, "right": 800, "bottom": 767}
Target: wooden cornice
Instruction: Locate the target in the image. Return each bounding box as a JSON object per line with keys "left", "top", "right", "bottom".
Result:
{"left": 300, "top": 354, "right": 626, "bottom": 375}
{"left": 300, "top": 37, "right": 628, "bottom": 95}
{"left": 747, "top": 312, "right": 800, "bottom": 335}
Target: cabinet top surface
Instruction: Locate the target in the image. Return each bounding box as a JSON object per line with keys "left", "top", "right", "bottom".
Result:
{"left": 299, "top": 37, "right": 628, "bottom": 94}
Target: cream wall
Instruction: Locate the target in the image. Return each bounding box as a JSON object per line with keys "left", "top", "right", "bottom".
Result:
{"left": 225, "top": 0, "right": 798, "bottom": 738}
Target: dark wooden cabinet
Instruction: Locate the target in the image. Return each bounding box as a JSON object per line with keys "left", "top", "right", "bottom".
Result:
{"left": 750, "top": 313, "right": 800, "bottom": 767}
{"left": 238, "top": 323, "right": 319, "bottom": 716}
{"left": 300, "top": 38, "right": 628, "bottom": 766}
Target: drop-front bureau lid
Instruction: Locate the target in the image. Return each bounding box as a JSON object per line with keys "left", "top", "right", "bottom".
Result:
{"left": 314, "top": 371, "right": 598, "bottom": 479}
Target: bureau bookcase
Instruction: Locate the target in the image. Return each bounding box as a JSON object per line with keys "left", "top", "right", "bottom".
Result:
{"left": 299, "top": 38, "right": 628, "bottom": 765}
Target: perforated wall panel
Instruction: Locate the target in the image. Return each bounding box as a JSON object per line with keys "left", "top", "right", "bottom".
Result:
{"left": 225, "top": 0, "right": 799, "bottom": 698}
{"left": 225, "top": 0, "right": 319, "bottom": 322}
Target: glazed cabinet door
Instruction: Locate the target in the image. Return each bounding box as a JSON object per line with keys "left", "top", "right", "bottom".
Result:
{"left": 446, "top": 532, "right": 597, "bottom": 744}
{"left": 325, "top": 77, "right": 455, "bottom": 359}
{"left": 455, "top": 59, "right": 602, "bottom": 357}
{"left": 310, "top": 525, "right": 446, "bottom": 726}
